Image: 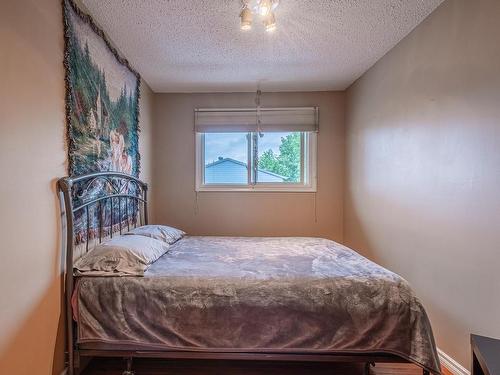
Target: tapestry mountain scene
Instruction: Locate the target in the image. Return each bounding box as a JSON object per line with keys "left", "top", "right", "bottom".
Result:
{"left": 63, "top": 0, "right": 141, "bottom": 242}
{"left": 64, "top": 0, "right": 140, "bottom": 177}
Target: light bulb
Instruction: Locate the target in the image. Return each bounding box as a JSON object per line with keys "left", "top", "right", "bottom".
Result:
{"left": 240, "top": 6, "right": 252, "bottom": 30}
{"left": 259, "top": 0, "right": 272, "bottom": 17}
{"left": 264, "top": 12, "right": 276, "bottom": 32}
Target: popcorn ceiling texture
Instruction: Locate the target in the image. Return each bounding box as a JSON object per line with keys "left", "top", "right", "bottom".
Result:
{"left": 82, "top": 0, "right": 443, "bottom": 93}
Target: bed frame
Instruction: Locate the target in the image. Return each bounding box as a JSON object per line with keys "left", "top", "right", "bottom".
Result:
{"left": 58, "top": 172, "right": 432, "bottom": 375}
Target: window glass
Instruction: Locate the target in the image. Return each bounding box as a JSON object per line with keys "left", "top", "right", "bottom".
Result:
{"left": 204, "top": 133, "right": 249, "bottom": 184}
{"left": 197, "top": 131, "right": 315, "bottom": 191}
{"left": 257, "top": 132, "right": 302, "bottom": 183}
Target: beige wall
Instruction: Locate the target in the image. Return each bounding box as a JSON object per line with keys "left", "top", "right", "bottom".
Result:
{"left": 152, "top": 92, "right": 345, "bottom": 240}
{"left": 344, "top": 0, "right": 500, "bottom": 368}
{"left": 139, "top": 81, "right": 155, "bottom": 219}
{"left": 0, "top": 1, "right": 154, "bottom": 373}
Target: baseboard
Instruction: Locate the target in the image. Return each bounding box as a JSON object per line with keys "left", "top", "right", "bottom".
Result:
{"left": 438, "top": 348, "right": 469, "bottom": 375}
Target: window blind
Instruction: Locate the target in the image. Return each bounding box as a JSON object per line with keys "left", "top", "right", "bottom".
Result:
{"left": 194, "top": 107, "right": 319, "bottom": 133}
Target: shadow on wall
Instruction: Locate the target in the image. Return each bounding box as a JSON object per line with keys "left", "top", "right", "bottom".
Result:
{"left": 0, "top": 276, "right": 66, "bottom": 375}
{"left": 0, "top": 179, "right": 66, "bottom": 375}
{"left": 342, "top": 176, "right": 493, "bottom": 367}
{"left": 343, "top": 189, "right": 375, "bottom": 261}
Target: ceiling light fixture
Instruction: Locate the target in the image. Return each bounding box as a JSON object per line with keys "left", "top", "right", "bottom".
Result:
{"left": 263, "top": 12, "right": 276, "bottom": 32}
{"left": 240, "top": 5, "right": 253, "bottom": 30}
{"left": 258, "top": 0, "right": 272, "bottom": 16}
{"left": 239, "top": 0, "right": 280, "bottom": 32}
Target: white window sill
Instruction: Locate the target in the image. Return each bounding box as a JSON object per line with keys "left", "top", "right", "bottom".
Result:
{"left": 195, "top": 185, "right": 317, "bottom": 193}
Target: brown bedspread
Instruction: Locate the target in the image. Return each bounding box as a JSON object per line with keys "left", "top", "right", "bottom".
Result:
{"left": 74, "top": 236, "right": 440, "bottom": 373}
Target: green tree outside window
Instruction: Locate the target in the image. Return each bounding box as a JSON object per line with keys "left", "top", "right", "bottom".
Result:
{"left": 259, "top": 133, "right": 301, "bottom": 182}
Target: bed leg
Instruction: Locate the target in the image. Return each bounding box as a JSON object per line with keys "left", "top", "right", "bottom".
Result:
{"left": 122, "top": 357, "right": 135, "bottom": 375}
{"left": 364, "top": 362, "right": 375, "bottom": 375}
{"left": 72, "top": 351, "right": 80, "bottom": 375}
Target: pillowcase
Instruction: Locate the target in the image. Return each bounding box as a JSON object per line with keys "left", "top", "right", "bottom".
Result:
{"left": 125, "top": 224, "right": 185, "bottom": 245}
{"left": 74, "top": 235, "right": 170, "bottom": 277}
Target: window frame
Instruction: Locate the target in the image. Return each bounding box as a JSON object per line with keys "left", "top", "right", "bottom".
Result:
{"left": 195, "top": 131, "right": 317, "bottom": 192}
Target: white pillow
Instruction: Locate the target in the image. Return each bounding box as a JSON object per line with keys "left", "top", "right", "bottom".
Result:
{"left": 125, "top": 224, "right": 185, "bottom": 245}
{"left": 74, "top": 235, "right": 170, "bottom": 276}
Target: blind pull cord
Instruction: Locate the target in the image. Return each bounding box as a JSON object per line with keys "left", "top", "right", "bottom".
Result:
{"left": 194, "top": 191, "right": 199, "bottom": 215}
{"left": 314, "top": 192, "right": 318, "bottom": 223}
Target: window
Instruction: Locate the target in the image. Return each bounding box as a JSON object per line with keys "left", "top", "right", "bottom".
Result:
{"left": 195, "top": 108, "right": 318, "bottom": 192}
{"left": 204, "top": 132, "right": 249, "bottom": 185}
{"left": 258, "top": 132, "right": 302, "bottom": 183}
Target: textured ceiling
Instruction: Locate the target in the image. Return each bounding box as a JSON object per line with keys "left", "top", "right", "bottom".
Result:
{"left": 82, "top": 0, "right": 444, "bottom": 93}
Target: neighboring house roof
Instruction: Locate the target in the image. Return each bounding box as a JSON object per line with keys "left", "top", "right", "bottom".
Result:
{"left": 205, "top": 158, "right": 287, "bottom": 184}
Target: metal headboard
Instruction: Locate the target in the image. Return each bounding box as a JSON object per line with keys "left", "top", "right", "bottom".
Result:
{"left": 57, "top": 172, "right": 148, "bottom": 371}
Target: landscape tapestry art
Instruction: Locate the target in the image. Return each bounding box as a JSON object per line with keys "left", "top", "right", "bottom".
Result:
{"left": 63, "top": 0, "right": 141, "bottom": 243}
{"left": 63, "top": 0, "right": 140, "bottom": 177}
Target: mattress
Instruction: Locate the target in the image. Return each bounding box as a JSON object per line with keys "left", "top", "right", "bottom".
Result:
{"left": 73, "top": 236, "right": 440, "bottom": 373}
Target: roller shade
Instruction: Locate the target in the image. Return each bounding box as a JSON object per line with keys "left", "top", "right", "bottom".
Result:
{"left": 194, "top": 107, "right": 319, "bottom": 133}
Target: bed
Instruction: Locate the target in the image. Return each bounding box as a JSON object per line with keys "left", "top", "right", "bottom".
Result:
{"left": 58, "top": 172, "right": 441, "bottom": 375}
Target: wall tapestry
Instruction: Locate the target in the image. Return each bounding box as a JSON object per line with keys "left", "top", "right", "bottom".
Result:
{"left": 63, "top": 0, "right": 141, "bottom": 242}
{"left": 63, "top": 0, "right": 140, "bottom": 177}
